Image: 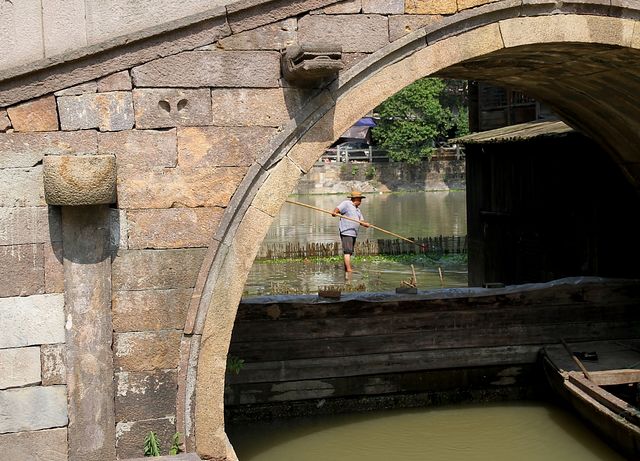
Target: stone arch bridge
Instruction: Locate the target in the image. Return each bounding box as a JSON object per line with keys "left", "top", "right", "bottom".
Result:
{"left": 1, "top": 1, "right": 640, "bottom": 459}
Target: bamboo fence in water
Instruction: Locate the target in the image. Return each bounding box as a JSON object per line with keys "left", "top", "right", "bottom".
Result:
{"left": 256, "top": 235, "right": 467, "bottom": 260}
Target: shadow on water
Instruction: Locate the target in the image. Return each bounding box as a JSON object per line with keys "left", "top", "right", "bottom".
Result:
{"left": 228, "top": 402, "right": 626, "bottom": 461}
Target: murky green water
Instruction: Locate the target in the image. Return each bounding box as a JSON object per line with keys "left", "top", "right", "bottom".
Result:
{"left": 246, "top": 191, "right": 468, "bottom": 296}
{"left": 228, "top": 403, "right": 625, "bottom": 461}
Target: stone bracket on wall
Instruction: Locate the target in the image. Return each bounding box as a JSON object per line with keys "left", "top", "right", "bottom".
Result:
{"left": 43, "top": 154, "right": 117, "bottom": 206}
{"left": 281, "top": 43, "right": 343, "bottom": 88}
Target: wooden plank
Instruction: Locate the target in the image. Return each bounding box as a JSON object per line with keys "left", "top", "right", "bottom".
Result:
{"left": 229, "top": 320, "right": 640, "bottom": 362}
{"left": 230, "top": 303, "right": 638, "bottom": 342}
{"left": 562, "top": 379, "right": 640, "bottom": 458}
{"left": 235, "top": 295, "right": 633, "bottom": 322}
{"left": 235, "top": 280, "right": 640, "bottom": 322}
{"left": 589, "top": 369, "right": 640, "bottom": 386}
{"left": 226, "top": 345, "right": 541, "bottom": 384}
{"left": 225, "top": 364, "right": 536, "bottom": 406}
{"left": 226, "top": 280, "right": 640, "bottom": 412}
{"left": 568, "top": 372, "right": 640, "bottom": 426}
{"left": 543, "top": 340, "right": 640, "bottom": 373}
{"left": 561, "top": 338, "right": 592, "bottom": 380}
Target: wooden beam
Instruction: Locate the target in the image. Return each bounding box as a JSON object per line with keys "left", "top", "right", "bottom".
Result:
{"left": 568, "top": 372, "right": 640, "bottom": 426}
{"left": 230, "top": 321, "right": 638, "bottom": 362}
{"left": 227, "top": 345, "right": 541, "bottom": 384}
{"left": 225, "top": 365, "right": 536, "bottom": 406}
{"left": 589, "top": 369, "right": 640, "bottom": 386}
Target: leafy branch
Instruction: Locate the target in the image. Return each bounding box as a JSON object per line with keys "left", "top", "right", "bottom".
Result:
{"left": 373, "top": 78, "right": 469, "bottom": 164}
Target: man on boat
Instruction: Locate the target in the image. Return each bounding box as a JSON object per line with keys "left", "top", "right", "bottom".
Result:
{"left": 332, "top": 191, "right": 370, "bottom": 273}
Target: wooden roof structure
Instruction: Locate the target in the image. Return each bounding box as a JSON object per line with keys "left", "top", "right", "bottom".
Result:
{"left": 453, "top": 119, "right": 574, "bottom": 145}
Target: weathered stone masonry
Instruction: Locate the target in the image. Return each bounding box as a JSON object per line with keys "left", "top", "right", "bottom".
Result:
{"left": 2, "top": 0, "right": 640, "bottom": 460}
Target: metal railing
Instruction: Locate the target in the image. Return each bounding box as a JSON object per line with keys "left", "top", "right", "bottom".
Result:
{"left": 321, "top": 146, "right": 390, "bottom": 163}
{"left": 319, "top": 146, "right": 462, "bottom": 164}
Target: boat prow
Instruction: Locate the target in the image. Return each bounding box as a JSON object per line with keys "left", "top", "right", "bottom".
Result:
{"left": 542, "top": 340, "right": 640, "bottom": 458}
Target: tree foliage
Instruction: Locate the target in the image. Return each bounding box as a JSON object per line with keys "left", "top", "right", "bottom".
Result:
{"left": 372, "top": 78, "right": 469, "bottom": 164}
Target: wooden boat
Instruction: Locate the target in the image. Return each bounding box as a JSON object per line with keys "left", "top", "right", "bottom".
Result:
{"left": 541, "top": 340, "right": 640, "bottom": 458}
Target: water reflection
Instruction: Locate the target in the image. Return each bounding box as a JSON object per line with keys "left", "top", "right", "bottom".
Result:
{"left": 264, "top": 191, "right": 467, "bottom": 245}
{"left": 228, "top": 403, "right": 625, "bottom": 461}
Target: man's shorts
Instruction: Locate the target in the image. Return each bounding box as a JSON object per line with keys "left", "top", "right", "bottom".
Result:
{"left": 340, "top": 234, "right": 356, "bottom": 255}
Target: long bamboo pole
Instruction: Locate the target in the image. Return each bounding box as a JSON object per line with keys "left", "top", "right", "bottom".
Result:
{"left": 285, "top": 199, "right": 428, "bottom": 250}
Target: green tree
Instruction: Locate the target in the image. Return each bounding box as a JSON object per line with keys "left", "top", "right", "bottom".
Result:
{"left": 372, "top": 78, "right": 469, "bottom": 164}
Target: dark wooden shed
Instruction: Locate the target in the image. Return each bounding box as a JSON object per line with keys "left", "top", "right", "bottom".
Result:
{"left": 458, "top": 120, "right": 640, "bottom": 287}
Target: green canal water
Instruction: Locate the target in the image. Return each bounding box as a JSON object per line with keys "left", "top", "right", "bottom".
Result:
{"left": 245, "top": 191, "right": 468, "bottom": 296}
{"left": 262, "top": 190, "right": 467, "bottom": 245}
{"left": 228, "top": 402, "right": 625, "bottom": 461}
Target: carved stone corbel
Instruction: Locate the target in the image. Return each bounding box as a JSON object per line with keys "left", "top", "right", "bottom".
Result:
{"left": 281, "top": 43, "right": 344, "bottom": 88}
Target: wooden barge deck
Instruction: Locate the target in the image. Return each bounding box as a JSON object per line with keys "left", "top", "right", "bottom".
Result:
{"left": 542, "top": 340, "right": 640, "bottom": 458}
{"left": 226, "top": 277, "right": 640, "bottom": 422}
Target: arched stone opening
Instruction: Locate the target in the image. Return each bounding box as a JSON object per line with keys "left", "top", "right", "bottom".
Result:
{"left": 180, "top": 12, "right": 640, "bottom": 461}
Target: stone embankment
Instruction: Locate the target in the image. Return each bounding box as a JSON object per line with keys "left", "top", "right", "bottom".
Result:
{"left": 294, "top": 156, "right": 465, "bottom": 195}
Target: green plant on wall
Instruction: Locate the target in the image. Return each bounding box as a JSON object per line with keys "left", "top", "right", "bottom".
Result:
{"left": 351, "top": 165, "right": 360, "bottom": 176}
{"left": 227, "top": 355, "right": 245, "bottom": 375}
{"left": 169, "top": 432, "right": 182, "bottom": 455}
{"left": 143, "top": 432, "right": 182, "bottom": 457}
{"left": 365, "top": 165, "right": 376, "bottom": 180}
{"left": 143, "top": 431, "right": 161, "bottom": 457}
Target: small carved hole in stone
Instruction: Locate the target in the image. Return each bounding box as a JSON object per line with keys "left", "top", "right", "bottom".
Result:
{"left": 158, "top": 100, "right": 171, "bottom": 112}
{"left": 177, "top": 99, "right": 189, "bottom": 111}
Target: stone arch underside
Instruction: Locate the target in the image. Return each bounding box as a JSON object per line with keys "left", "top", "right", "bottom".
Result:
{"left": 188, "top": 8, "right": 640, "bottom": 461}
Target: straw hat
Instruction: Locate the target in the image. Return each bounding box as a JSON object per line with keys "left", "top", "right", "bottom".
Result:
{"left": 347, "top": 190, "right": 366, "bottom": 199}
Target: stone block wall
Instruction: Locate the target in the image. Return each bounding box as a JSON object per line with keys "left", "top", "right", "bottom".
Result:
{"left": 0, "top": 59, "right": 238, "bottom": 456}
{"left": 0, "top": 0, "right": 224, "bottom": 72}
{"left": 0, "top": 39, "right": 311, "bottom": 458}
{"left": 0, "top": 94, "right": 68, "bottom": 453}
{"left": 0, "top": 0, "right": 422, "bottom": 448}
{"left": 0, "top": 295, "right": 68, "bottom": 458}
